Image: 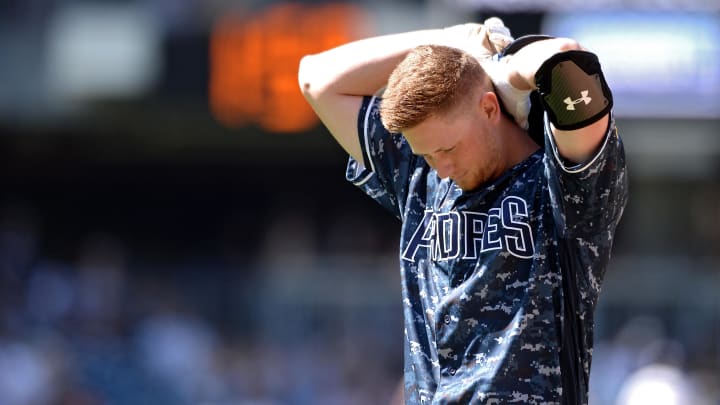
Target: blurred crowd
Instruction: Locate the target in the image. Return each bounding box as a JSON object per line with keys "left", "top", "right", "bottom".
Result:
{"left": 0, "top": 203, "right": 402, "bottom": 405}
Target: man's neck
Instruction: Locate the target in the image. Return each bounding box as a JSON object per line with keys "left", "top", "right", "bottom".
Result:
{"left": 499, "top": 117, "right": 541, "bottom": 170}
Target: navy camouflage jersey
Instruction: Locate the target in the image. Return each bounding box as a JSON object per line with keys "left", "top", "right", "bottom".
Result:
{"left": 345, "top": 96, "right": 628, "bottom": 404}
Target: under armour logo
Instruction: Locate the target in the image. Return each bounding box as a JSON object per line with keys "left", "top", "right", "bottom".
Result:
{"left": 564, "top": 90, "right": 592, "bottom": 110}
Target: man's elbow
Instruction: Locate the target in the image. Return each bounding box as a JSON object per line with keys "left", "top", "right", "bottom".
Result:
{"left": 298, "top": 54, "right": 322, "bottom": 102}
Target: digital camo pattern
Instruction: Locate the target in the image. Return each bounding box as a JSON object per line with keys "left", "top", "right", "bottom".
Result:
{"left": 346, "top": 96, "right": 628, "bottom": 404}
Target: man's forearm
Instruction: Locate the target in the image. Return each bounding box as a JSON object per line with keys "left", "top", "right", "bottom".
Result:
{"left": 504, "top": 37, "right": 583, "bottom": 91}
{"left": 299, "top": 29, "right": 445, "bottom": 100}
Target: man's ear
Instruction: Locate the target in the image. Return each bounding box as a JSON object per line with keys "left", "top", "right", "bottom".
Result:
{"left": 480, "top": 91, "right": 501, "bottom": 123}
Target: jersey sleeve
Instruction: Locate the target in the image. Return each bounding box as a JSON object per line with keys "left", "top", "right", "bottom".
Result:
{"left": 345, "top": 95, "right": 416, "bottom": 220}
{"left": 543, "top": 112, "right": 629, "bottom": 305}
{"left": 544, "top": 113, "right": 628, "bottom": 235}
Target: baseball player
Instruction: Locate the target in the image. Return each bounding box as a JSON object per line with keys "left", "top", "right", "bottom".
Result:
{"left": 298, "top": 18, "right": 628, "bottom": 405}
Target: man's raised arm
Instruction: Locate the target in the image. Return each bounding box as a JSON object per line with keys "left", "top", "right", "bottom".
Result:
{"left": 500, "top": 38, "right": 613, "bottom": 164}
{"left": 298, "top": 30, "right": 440, "bottom": 162}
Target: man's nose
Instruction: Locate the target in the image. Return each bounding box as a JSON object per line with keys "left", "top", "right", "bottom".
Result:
{"left": 434, "top": 158, "right": 455, "bottom": 179}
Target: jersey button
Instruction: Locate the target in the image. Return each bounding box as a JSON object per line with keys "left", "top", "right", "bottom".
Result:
{"left": 443, "top": 314, "right": 451, "bottom": 324}
{"left": 448, "top": 368, "right": 456, "bottom": 376}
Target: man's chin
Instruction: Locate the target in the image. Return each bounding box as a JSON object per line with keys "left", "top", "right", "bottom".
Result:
{"left": 455, "top": 172, "right": 486, "bottom": 191}
{"left": 456, "top": 179, "right": 478, "bottom": 192}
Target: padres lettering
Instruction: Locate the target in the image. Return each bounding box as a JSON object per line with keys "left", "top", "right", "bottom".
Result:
{"left": 403, "top": 196, "right": 534, "bottom": 261}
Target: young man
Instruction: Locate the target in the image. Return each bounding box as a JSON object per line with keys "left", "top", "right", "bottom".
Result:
{"left": 298, "top": 19, "right": 628, "bottom": 405}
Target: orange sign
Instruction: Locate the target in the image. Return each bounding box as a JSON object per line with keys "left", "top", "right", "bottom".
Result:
{"left": 210, "top": 3, "right": 369, "bottom": 133}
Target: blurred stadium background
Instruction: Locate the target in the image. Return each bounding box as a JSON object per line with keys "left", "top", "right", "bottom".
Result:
{"left": 1, "top": 0, "right": 719, "bottom": 404}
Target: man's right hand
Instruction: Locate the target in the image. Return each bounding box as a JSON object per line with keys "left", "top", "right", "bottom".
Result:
{"left": 442, "top": 17, "right": 513, "bottom": 61}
